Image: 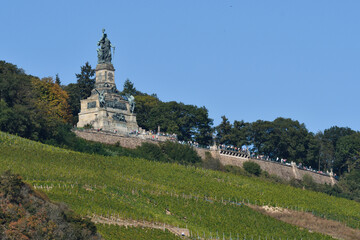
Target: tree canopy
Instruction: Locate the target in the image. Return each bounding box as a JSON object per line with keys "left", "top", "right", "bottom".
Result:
{"left": 0, "top": 61, "right": 71, "bottom": 141}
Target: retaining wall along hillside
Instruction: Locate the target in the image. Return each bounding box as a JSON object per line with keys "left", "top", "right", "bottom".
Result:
{"left": 195, "top": 148, "right": 336, "bottom": 185}
{"left": 74, "top": 130, "right": 336, "bottom": 185}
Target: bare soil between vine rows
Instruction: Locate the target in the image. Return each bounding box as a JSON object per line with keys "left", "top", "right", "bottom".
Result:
{"left": 248, "top": 204, "right": 360, "bottom": 240}
{"left": 90, "top": 215, "right": 190, "bottom": 238}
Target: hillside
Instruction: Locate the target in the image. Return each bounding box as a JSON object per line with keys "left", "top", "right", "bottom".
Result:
{"left": 0, "top": 170, "right": 102, "bottom": 239}
{"left": 1, "top": 131, "right": 360, "bottom": 239}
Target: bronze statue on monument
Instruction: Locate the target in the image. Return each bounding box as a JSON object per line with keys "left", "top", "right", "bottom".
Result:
{"left": 97, "top": 29, "right": 115, "bottom": 64}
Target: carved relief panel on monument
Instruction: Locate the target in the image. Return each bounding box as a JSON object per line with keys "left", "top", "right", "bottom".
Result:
{"left": 96, "top": 70, "right": 115, "bottom": 84}
{"left": 105, "top": 99, "right": 127, "bottom": 110}
{"left": 87, "top": 101, "right": 97, "bottom": 109}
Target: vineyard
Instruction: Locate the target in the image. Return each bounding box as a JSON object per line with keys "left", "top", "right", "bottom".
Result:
{"left": 96, "top": 225, "right": 182, "bottom": 240}
{"left": 1, "top": 131, "right": 360, "bottom": 239}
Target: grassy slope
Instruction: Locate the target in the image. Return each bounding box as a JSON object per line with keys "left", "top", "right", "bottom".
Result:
{"left": 1, "top": 131, "right": 359, "bottom": 239}
{"left": 96, "top": 225, "right": 182, "bottom": 240}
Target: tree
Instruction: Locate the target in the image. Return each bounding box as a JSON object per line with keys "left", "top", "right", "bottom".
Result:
{"left": 32, "top": 77, "right": 72, "bottom": 124}
{"left": 317, "top": 126, "right": 355, "bottom": 173}
{"left": 231, "top": 120, "right": 250, "bottom": 147}
{"left": 243, "top": 161, "right": 262, "bottom": 176}
{"left": 215, "top": 116, "right": 233, "bottom": 145}
{"left": 248, "top": 119, "right": 272, "bottom": 155}
{"left": 193, "top": 106, "right": 214, "bottom": 146}
{"left": 335, "top": 133, "right": 360, "bottom": 174}
{"left": 248, "top": 117, "right": 310, "bottom": 162}
{"left": 134, "top": 94, "right": 161, "bottom": 130}
{"left": 55, "top": 73, "right": 61, "bottom": 85}
{"left": 63, "top": 83, "right": 81, "bottom": 125}
{"left": 75, "top": 62, "right": 95, "bottom": 100}
{"left": 305, "top": 132, "right": 321, "bottom": 169}
{"left": 119, "top": 80, "right": 213, "bottom": 144}
{"left": 324, "top": 126, "right": 355, "bottom": 150}
{"left": 0, "top": 61, "right": 71, "bottom": 141}
{"left": 64, "top": 62, "right": 95, "bottom": 125}
{"left": 121, "top": 79, "right": 138, "bottom": 96}
{"left": 136, "top": 100, "right": 213, "bottom": 144}
{"left": 0, "top": 61, "right": 42, "bottom": 140}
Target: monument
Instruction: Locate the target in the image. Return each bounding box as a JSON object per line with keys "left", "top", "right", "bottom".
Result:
{"left": 77, "top": 29, "right": 139, "bottom": 133}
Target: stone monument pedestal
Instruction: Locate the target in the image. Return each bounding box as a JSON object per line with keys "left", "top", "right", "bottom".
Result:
{"left": 77, "top": 63, "right": 139, "bottom": 134}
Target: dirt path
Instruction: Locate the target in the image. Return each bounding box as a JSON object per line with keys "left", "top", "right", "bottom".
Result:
{"left": 248, "top": 204, "right": 360, "bottom": 240}
{"left": 90, "top": 215, "right": 190, "bottom": 238}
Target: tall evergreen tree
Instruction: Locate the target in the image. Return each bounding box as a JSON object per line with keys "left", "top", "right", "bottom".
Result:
{"left": 55, "top": 73, "right": 61, "bottom": 85}
{"left": 120, "top": 79, "right": 144, "bottom": 96}
{"left": 75, "top": 62, "right": 95, "bottom": 99}
{"left": 215, "top": 116, "right": 233, "bottom": 145}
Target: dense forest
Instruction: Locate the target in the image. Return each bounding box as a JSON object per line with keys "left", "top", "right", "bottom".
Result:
{"left": 0, "top": 60, "right": 359, "bottom": 200}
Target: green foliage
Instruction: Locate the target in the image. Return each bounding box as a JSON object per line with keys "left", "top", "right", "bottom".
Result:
{"left": 63, "top": 62, "right": 95, "bottom": 125}
{"left": 337, "top": 170, "right": 360, "bottom": 201}
{"left": 45, "top": 129, "right": 201, "bottom": 165}
{"left": 250, "top": 117, "right": 310, "bottom": 162}
{"left": 202, "top": 152, "right": 224, "bottom": 171}
{"left": 134, "top": 141, "right": 202, "bottom": 165}
{"left": 120, "top": 79, "right": 140, "bottom": 96}
{"left": 97, "top": 225, "right": 182, "bottom": 240}
{"left": 1, "top": 131, "right": 359, "bottom": 239}
{"left": 84, "top": 123, "right": 93, "bottom": 129}
{"left": 215, "top": 116, "right": 250, "bottom": 147}
{"left": 55, "top": 73, "right": 61, "bottom": 85}
{"left": 160, "top": 141, "right": 202, "bottom": 165}
{"left": 316, "top": 126, "right": 355, "bottom": 174}
{"left": 75, "top": 61, "right": 95, "bottom": 100}
{"left": 63, "top": 83, "right": 81, "bottom": 125}
{"left": 135, "top": 142, "right": 169, "bottom": 162}
{"left": 146, "top": 101, "right": 214, "bottom": 144}
{"left": 121, "top": 81, "right": 214, "bottom": 145}
{"left": 224, "top": 165, "right": 250, "bottom": 176}
{"left": 305, "top": 132, "right": 321, "bottom": 169}
{"left": 302, "top": 174, "right": 316, "bottom": 188}
{"left": 135, "top": 94, "right": 161, "bottom": 129}
{"left": 243, "top": 161, "right": 262, "bottom": 176}
{"left": 215, "top": 115, "right": 233, "bottom": 144}
{"left": 335, "top": 133, "right": 360, "bottom": 174}
{"left": 0, "top": 61, "right": 72, "bottom": 141}
{"left": 324, "top": 126, "right": 355, "bottom": 150}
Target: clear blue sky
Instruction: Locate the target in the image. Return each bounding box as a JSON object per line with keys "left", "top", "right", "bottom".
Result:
{"left": 1, "top": 0, "right": 359, "bottom": 133}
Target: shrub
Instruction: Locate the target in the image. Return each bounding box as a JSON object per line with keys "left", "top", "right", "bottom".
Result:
{"left": 84, "top": 123, "right": 93, "bottom": 129}
{"left": 302, "top": 174, "right": 315, "bottom": 188}
{"left": 135, "top": 141, "right": 202, "bottom": 165}
{"left": 136, "top": 142, "right": 169, "bottom": 162}
{"left": 160, "top": 141, "right": 202, "bottom": 165}
{"left": 243, "top": 161, "right": 262, "bottom": 176}
{"left": 202, "top": 152, "right": 224, "bottom": 171}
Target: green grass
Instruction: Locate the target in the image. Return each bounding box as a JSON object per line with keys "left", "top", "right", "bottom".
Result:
{"left": 1, "top": 131, "right": 359, "bottom": 239}
{"left": 96, "top": 225, "right": 182, "bottom": 240}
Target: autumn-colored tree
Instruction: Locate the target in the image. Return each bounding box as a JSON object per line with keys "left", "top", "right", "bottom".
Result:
{"left": 32, "top": 77, "right": 72, "bottom": 124}
{"left": 31, "top": 77, "right": 72, "bottom": 140}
